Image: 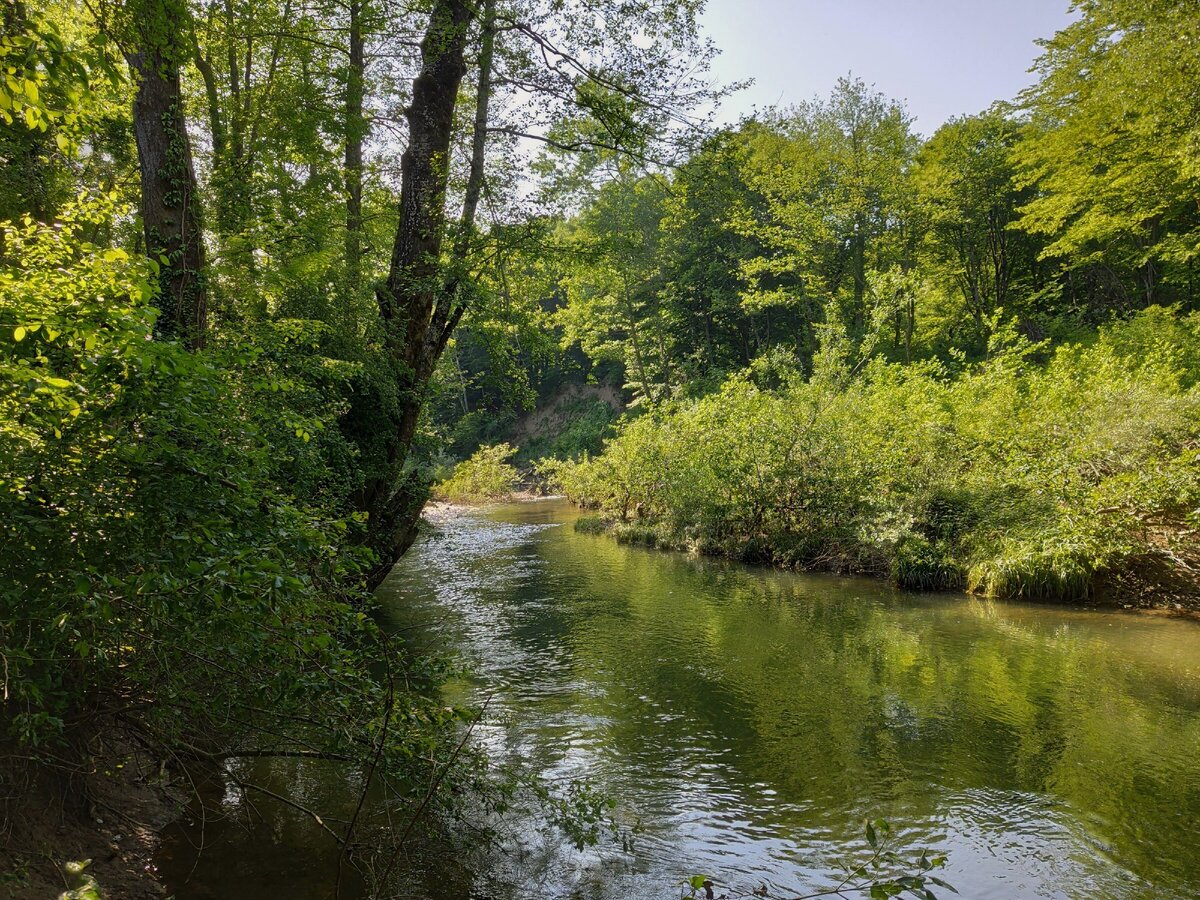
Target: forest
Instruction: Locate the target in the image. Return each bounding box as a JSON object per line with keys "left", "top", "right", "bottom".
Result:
{"left": 0, "top": 0, "right": 1198, "bottom": 896}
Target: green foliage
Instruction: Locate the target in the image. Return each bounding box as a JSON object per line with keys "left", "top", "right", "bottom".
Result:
{"left": 1014, "top": 0, "right": 1200, "bottom": 306}
{"left": 516, "top": 394, "right": 619, "bottom": 463}
{"left": 0, "top": 195, "right": 472, "bottom": 835}
{"left": 557, "top": 308, "right": 1200, "bottom": 603}
{"left": 911, "top": 111, "right": 1044, "bottom": 352}
{"left": 0, "top": 3, "right": 95, "bottom": 132}
{"left": 58, "top": 860, "right": 102, "bottom": 900}
{"left": 557, "top": 174, "right": 676, "bottom": 403}
{"left": 572, "top": 514, "right": 608, "bottom": 534}
{"left": 434, "top": 443, "right": 520, "bottom": 503}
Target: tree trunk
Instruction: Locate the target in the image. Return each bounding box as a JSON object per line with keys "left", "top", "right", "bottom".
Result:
{"left": 455, "top": 0, "right": 495, "bottom": 258}
{"left": 852, "top": 216, "right": 866, "bottom": 331}
{"left": 192, "top": 37, "right": 226, "bottom": 162}
{"left": 344, "top": 0, "right": 365, "bottom": 286}
{"left": 125, "top": 0, "right": 208, "bottom": 350}
{"left": 361, "top": 0, "right": 474, "bottom": 585}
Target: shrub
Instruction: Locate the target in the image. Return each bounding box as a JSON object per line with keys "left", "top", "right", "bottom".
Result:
{"left": 0, "top": 196, "right": 477, "bottom": 857}
{"left": 434, "top": 443, "right": 520, "bottom": 503}
{"left": 573, "top": 514, "right": 609, "bottom": 534}
{"left": 559, "top": 309, "right": 1200, "bottom": 604}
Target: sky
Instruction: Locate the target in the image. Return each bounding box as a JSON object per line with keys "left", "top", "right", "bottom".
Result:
{"left": 700, "top": 0, "right": 1080, "bottom": 135}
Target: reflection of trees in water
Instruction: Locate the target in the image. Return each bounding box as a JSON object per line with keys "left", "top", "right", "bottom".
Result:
{"left": 363, "top": 505, "right": 1200, "bottom": 897}
{"left": 509, "top": 514, "right": 1200, "bottom": 892}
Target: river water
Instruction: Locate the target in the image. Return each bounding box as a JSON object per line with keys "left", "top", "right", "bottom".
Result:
{"left": 159, "top": 499, "right": 1200, "bottom": 899}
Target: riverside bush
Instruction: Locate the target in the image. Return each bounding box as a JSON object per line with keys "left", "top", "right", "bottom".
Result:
{"left": 434, "top": 443, "right": 520, "bottom": 502}
{"left": 549, "top": 308, "right": 1200, "bottom": 604}
{"left": 0, "top": 197, "right": 476, "bottom": 854}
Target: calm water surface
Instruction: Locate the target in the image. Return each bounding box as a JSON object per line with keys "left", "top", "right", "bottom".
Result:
{"left": 160, "top": 499, "right": 1200, "bottom": 899}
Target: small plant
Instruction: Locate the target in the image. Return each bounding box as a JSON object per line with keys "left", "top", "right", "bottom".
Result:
{"left": 573, "top": 514, "right": 609, "bottom": 534}
{"left": 433, "top": 443, "right": 520, "bottom": 503}
{"left": 59, "top": 860, "right": 102, "bottom": 900}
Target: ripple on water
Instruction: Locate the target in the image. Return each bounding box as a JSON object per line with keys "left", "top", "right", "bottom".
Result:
{"left": 164, "top": 500, "right": 1200, "bottom": 900}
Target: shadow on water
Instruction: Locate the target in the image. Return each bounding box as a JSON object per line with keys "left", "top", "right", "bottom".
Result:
{"left": 159, "top": 498, "right": 1200, "bottom": 899}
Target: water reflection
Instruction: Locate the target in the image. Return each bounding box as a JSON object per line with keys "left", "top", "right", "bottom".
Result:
{"left": 161, "top": 499, "right": 1200, "bottom": 899}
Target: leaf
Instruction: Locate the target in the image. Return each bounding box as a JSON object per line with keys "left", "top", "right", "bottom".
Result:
{"left": 14, "top": 326, "right": 26, "bottom": 341}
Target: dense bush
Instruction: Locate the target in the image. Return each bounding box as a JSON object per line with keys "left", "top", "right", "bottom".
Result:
{"left": 434, "top": 443, "right": 521, "bottom": 503}
{"left": 0, "top": 197, "right": 473, "bottom": 830}
{"left": 549, "top": 308, "right": 1200, "bottom": 604}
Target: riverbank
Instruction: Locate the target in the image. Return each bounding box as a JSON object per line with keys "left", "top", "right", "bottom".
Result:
{"left": 546, "top": 310, "right": 1200, "bottom": 613}
{"left": 1, "top": 742, "right": 180, "bottom": 899}
{"left": 433, "top": 496, "right": 1200, "bottom": 614}
{"left": 576, "top": 513, "right": 1200, "bottom": 615}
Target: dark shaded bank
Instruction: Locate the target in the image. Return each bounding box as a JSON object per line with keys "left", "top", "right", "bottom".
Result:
{"left": 1, "top": 742, "right": 182, "bottom": 899}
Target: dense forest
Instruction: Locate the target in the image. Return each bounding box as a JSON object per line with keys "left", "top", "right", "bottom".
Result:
{"left": 440, "top": 5, "right": 1200, "bottom": 608}
{"left": 0, "top": 0, "right": 1198, "bottom": 895}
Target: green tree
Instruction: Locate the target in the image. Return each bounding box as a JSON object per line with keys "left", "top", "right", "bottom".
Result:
{"left": 737, "top": 78, "right": 919, "bottom": 356}
{"left": 557, "top": 173, "right": 675, "bottom": 404}
{"left": 1013, "top": 0, "right": 1200, "bottom": 313}
{"left": 657, "top": 128, "right": 776, "bottom": 379}
{"left": 913, "top": 111, "right": 1044, "bottom": 350}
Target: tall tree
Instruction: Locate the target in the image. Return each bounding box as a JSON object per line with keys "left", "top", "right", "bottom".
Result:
{"left": 914, "top": 111, "right": 1042, "bottom": 342}
{"left": 359, "top": 0, "right": 473, "bottom": 576}
{"left": 737, "top": 79, "right": 918, "bottom": 357}
{"left": 1013, "top": 0, "right": 1200, "bottom": 312}
{"left": 658, "top": 129, "right": 776, "bottom": 376}
{"left": 558, "top": 173, "right": 674, "bottom": 403}
{"left": 122, "top": 0, "right": 208, "bottom": 347}
{"left": 358, "top": 0, "right": 719, "bottom": 578}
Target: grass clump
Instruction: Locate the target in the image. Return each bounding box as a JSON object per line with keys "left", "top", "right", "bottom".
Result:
{"left": 573, "top": 514, "right": 610, "bottom": 534}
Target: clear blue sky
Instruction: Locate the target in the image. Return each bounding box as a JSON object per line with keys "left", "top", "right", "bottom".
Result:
{"left": 700, "top": 0, "right": 1079, "bottom": 134}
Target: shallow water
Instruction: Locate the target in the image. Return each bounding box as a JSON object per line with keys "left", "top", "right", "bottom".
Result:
{"left": 160, "top": 499, "right": 1200, "bottom": 899}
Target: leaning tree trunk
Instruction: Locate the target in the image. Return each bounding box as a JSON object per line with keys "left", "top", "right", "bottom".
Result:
{"left": 361, "top": 0, "right": 474, "bottom": 585}
{"left": 125, "top": 0, "right": 208, "bottom": 350}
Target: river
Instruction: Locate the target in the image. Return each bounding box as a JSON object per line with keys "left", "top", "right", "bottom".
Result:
{"left": 159, "top": 498, "right": 1200, "bottom": 899}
